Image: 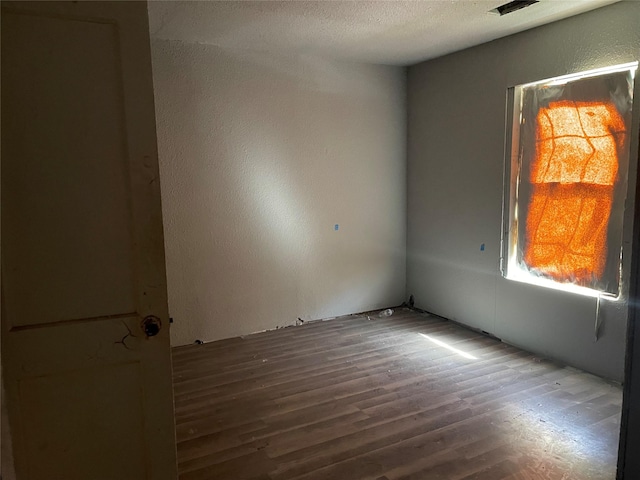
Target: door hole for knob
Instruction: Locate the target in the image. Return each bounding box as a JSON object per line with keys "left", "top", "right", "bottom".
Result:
{"left": 142, "top": 316, "right": 162, "bottom": 337}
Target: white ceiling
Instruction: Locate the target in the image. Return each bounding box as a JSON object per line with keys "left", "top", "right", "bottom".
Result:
{"left": 148, "top": 0, "right": 620, "bottom": 66}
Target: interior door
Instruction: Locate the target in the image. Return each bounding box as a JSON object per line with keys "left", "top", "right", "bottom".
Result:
{"left": 1, "top": 1, "right": 177, "bottom": 479}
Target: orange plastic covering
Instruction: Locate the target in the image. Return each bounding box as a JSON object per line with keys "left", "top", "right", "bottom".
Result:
{"left": 524, "top": 101, "right": 626, "bottom": 283}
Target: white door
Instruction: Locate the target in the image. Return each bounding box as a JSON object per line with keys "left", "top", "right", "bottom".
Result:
{"left": 1, "top": 1, "right": 177, "bottom": 479}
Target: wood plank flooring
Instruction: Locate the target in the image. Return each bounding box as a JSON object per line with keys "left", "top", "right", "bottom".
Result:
{"left": 172, "top": 308, "right": 622, "bottom": 480}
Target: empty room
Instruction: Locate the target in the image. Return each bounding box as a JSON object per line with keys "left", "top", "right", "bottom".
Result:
{"left": 2, "top": 1, "right": 640, "bottom": 480}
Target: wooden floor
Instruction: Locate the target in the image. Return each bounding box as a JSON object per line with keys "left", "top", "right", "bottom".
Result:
{"left": 172, "top": 308, "right": 622, "bottom": 480}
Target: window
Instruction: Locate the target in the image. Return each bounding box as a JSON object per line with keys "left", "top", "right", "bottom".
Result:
{"left": 502, "top": 63, "right": 637, "bottom": 297}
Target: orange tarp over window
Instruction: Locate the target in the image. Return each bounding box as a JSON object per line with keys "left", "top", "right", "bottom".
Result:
{"left": 524, "top": 101, "right": 626, "bottom": 283}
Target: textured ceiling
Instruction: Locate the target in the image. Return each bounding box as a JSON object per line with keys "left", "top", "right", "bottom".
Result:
{"left": 148, "top": 0, "right": 620, "bottom": 66}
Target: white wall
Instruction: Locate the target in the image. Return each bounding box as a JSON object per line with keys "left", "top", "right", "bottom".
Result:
{"left": 151, "top": 40, "right": 406, "bottom": 346}
{"left": 407, "top": 2, "right": 640, "bottom": 382}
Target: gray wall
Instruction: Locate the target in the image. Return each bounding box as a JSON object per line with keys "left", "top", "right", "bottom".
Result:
{"left": 151, "top": 40, "right": 406, "bottom": 346}
{"left": 407, "top": 1, "right": 640, "bottom": 382}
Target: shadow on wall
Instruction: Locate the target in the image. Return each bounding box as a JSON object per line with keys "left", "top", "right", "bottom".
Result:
{"left": 151, "top": 41, "right": 406, "bottom": 345}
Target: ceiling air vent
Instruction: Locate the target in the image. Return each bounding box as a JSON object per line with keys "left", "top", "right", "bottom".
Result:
{"left": 490, "top": 0, "right": 539, "bottom": 16}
